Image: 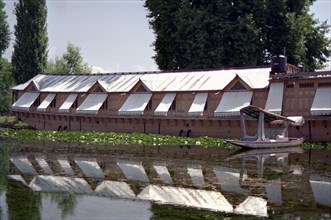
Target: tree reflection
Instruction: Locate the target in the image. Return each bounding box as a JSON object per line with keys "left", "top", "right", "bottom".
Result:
{"left": 6, "top": 179, "right": 41, "bottom": 220}
{"left": 0, "top": 140, "right": 12, "bottom": 189}
{"left": 0, "top": 190, "right": 3, "bottom": 220}
{"left": 49, "top": 193, "right": 78, "bottom": 219}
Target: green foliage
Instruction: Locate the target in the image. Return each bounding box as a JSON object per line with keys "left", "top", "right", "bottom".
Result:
{"left": 0, "top": 127, "right": 330, "bottom": 150}
{"left": 301, "top": 141, "right": 331, "bottom": 151}
{"left": 11, "top": 0, "right": 48, "bottom": 84}
{"left": 0, "top": 59, "right": 14, "bottom": 115}
{"left": 0, "top": 0, "right": 10, "bottom": 58}
{"left": 0, "top": 1, "right": 12, "bottom": 116}
{"left": 46, "top": 42, "right": 92, "bottom": 74}
{"left": 0, "top": 128, "right": 233, "bottom": 148}
{"left": 145, "top": 0, "right": 330, "bottom": 71}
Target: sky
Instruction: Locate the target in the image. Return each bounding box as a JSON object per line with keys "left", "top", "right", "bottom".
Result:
{"left": 3, "top": 0, "right": 331, "bottom": 73}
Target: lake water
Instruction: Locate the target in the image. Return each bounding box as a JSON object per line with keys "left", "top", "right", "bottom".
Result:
{"left": 0, "top": 139, "right": 330, "bottom": 219}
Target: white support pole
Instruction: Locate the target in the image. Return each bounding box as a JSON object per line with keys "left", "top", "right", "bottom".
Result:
{"left": 261, "top": 112, "right": 265, "bottom": 140}
{"left": 258, "top": 112, "right": 265, "bottom": 141}
{"left": 240, "top": 111, "right": 247, "bottom": 138}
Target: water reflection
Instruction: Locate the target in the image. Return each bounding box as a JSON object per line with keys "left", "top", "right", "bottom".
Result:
{"left": 1, "top": 140, "right": 331, "bottom": 219}
{"left": 310, "top": 175, "right": 331, "bottom": 207}
{"left": 226, "top": 147, "right": 305, "bottom": 205}
{"left": 226, "top": 147, "right": 304, "bottom": 178}
{"left": 47, "top": 193, "right": 78, "bottom": 219}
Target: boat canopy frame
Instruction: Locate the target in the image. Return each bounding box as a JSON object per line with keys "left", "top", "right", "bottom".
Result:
{"left": 240, "top": 105, "right": 304, "bottom": 141}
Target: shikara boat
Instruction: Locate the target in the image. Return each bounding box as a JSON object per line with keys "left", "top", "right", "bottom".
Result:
{"left": 225, "top": 105, "right": 305, "bottom": 149}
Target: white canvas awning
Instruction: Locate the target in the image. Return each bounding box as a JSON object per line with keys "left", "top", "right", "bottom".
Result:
{"left": 311, "top": 87, "right": 331, "bottom": 115}
{"left": 59, "top": 94, "right": 78, "bottom": 112}
{"left": 265, "top": 83, "right": 284, "bottom": 115}
{"left": 154, "top": 93, "right": 176, "bottom": 116}
{"left": 214, "top": 91, "right": 253, "bottom": 116}
{"left": 118, "top": 93, "right": 152, "bottom": 115}
{"left": 188, "top": 92, "right": 208, "bottom": 116}
{"left": 11, "top": 92, "right": 40, "bottom": 111}
{"left": 37, "top": 93, "right": 56, "bottom": 112}
{"left": 76, "top": 93, "right": 108, "bottom": 114}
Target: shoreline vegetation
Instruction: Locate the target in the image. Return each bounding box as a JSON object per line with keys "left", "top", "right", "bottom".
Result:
{"left": 0, "top": 116, "right": 330, "bottom": 150}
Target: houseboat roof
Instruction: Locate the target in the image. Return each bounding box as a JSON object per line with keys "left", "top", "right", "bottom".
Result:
{"left": 12, "top": 67, "right": 271, "bottom": 93}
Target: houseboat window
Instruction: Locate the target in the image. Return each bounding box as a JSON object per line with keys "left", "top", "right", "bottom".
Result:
{"left": 94, "top": 85, "right": 104, "bottom": 93}
{"left": 231, "top": 81, "right": 246, "bottom": 90}
{"left": 318, "top": 82, "right": 331, "bottom": 87}
{"left": 170, "top": 98, "right": 176, "bottom": 110}
{"left": 146, "top": 99, "right": 152, "bottom": 110}
{"left": 101, "top": 99, "right": 108, "bottom": 110}
{"left": 204, "top": 99, "right": 208, "bottom": 111}
{"left": 135, "top": 84, "right": 148, "bottom": 93}
{"left": 299, "top": 82, "right": 314, "bottom": 88}
{"left": 28, "top": 84, "right": 38, "bottom": 92}
{"left": 33, "top": 97, "right": 41, "bottom": 107}
{"left": 286, "top": 84, "right": 294, "bottom": 89}
{"left": 50, "top": 98, "right": 56, "bottom": 108}
{"left": 73, "top": 100, "right": 78, "bottom": 108}
{"left": 12, "top": 91, "right": 18, "bottom": 104}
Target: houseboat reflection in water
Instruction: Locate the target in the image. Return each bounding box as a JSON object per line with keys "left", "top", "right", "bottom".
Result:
{"left": 1, "top": 141, "right": 331, "bottom": 219}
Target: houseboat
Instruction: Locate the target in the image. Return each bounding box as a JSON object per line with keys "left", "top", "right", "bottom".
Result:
{"left": 10, "top": 59, "right": 331, "bottom": 141}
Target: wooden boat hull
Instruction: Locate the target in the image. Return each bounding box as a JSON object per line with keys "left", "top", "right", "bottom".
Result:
{"left": 225, "top": 138, "right": 304, "bottom": 149}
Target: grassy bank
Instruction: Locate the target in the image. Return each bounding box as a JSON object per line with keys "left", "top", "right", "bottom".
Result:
{"left": 0, "top": 116, "right": 330, "bottom": 150}
{"left": 0, "top": 128, "right": 330, "bottom": 150}
{"left": 0, "top": 128, "right": 233, "bottom": 148}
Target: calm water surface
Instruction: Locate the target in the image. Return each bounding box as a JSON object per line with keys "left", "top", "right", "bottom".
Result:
{"left": 0, "top": 139, "right": 330, "bottom": 219}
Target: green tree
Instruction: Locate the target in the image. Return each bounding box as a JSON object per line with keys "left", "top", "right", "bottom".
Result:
{"left": 145, "top": 0, "right": 182, "bottom": 70}
{"left": 0, "top": 59, "right": 13, "bottom": 115}
{"left": 145, "top": 0, "right": 330, "bottom": 71}
{"left": 0, "top": 0, "right": 12, "bottom": 115}
{"left": 46, "top": 42, "right": 92, "bottom": 74}
{"left": 11, "top": 0, "right": 48, "bottom": 84}
{"left": 0, "top": 0, "right": 10, "bottom": 58}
